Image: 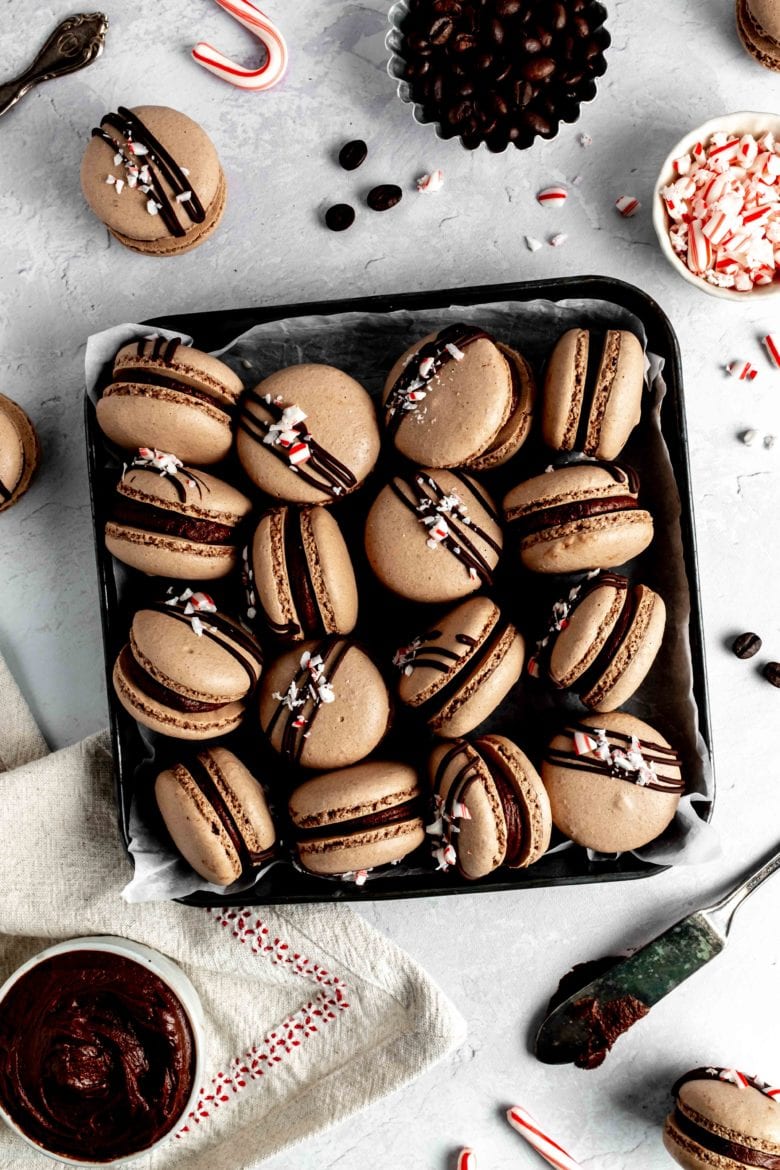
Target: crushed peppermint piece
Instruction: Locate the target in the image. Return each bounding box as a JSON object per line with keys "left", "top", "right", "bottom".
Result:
{"left": 128, "top": 142, "right": 148, "bottom": 156}
{"left": 549, "top": 233, "right": 568, "bottom": 247}
{"left": 579, "top": 133, "right": 593, "bottom": 147}
{"left": 615, "top": 194, "right": 640, "bottom": 217}
{"left": 393, "top": 637, "right": 422, "bottom": 674}
{"left": 726, "top": 360, "right": 758, "bottom": 380}
{"left": 537, "top": 185, "right": 568, "bottom": 207}
{"left": 133, "top": 447, "right": 184, "bottom": 477}
{"left": 181, "top": 166, "right": 190, "bottom": 176}
{"left": 445, "top": 342, "right": 465, "bottom": 361}
{"left": 176, "top": 190, "right": 193, "bottom": 203}
{"left": 147, "top": 198, "right": 159, "bottom": 215}
{"left": 113, "top": 151, "right": 123, "bottom": 165}
{"left": 105, "top": 174, "right": 116, "bottom": 185}
{"left": 525, "top": 235, "right": 543, "bottom": 252}
{"left": 417, "top": 169, "right": 444, "bottom": 193}
{"left": 764, "top": 433, "right": 776, "bottom": 448}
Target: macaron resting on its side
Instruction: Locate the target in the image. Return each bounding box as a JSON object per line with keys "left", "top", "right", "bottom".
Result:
{"left": 364, "top": 467, "right": 503, "bottom": 603}
{"left": 542, "top": 328, "right": 644, "bottom": 459}
{"left": 502, "top": 461, "right": 654, "bottom": 574}
{"left": 81, "top": 105, "right": 227, "bottom": 255}
{"left": 105, "top": 451, "right": 252, "bottom": 579}
{"left": 382, "top": 324, "right": 535, "bottom": 469}
{"left": 113, "top": 594, "right": 263, "bottom": 739}
{"left": 155, "top": 747, "right": 276, "bottom": 886}
{"left": 289, "top": 761, "right": 425, "bottom": 877}
{"left": 259, "top": 638, "right": 391, "bottom": 770}
{"left": 529, "top": 571, "right": 666, "bottom": 711}
{"left": 97, "top": 337, "right": 243, "bottom": 464}
{"left": 0, "top": 393, "right": 40, "bottom": 513}
{"left": 236, "top": 364, "right": 380, "bottom": 505}
{"left": 428, "top": 736, "right": 551, "bottom": 879}
{"left": 737, "top": 0, "right": 780, "bottom": 70}
{"left": 395, "top": 596, "right": 524, "bottom": 738}
{"left": 243, "top": 505, "right": 358, "bottom": 641}
{"left": 664, "top": 1066, "right": 780, "bottom": 1169}
{"left": 542, "top": 712, "right": 684, "bottom": 853}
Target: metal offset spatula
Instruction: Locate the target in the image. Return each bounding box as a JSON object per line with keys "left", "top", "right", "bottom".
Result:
{"left": 535, "top": 841, "right": 780, "bottom": 1066}
{"left": 0, "top": 13, "right": 108, "bottom": 121}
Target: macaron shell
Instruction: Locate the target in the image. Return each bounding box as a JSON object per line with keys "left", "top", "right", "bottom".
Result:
{"left": 105, "top": 525, "right": 239, "bottom": 579}
{"left": 435, "top": 624, "right": 524, "bottom": 737}
{"left": 290, "top": 760, "right": 419, "bottom": 827}
{"left": 477, "top": 735, "right": 552, "bottom": 867}
{"left": 306, "top": 505, "right": 359, "bottom": 633}
{"left": 465, "top": 345, "right": 536, "bottom": 471}
{"left": 131, "top": 609, "right": 259, "bottom": 702}
{"left": 664, "top": 1077, "right": 780, "bottom": 1169}
{"left": 109, "top": 171, "right": 227, "bottom": 256}
{"left": 364, "top": 470, "right": 502, "bottom": 603}
{"left": 398, "top": 596, "right": 501, "bottom": 706}
{"left": 549, "top": 581, "right": 626, "bottom": 687}
{"left": 0, "top": 394, "right": 40, "bottom": 512}
{"left": 81, "top": 106, "right": 223, "bottom": 244}
{"left": 542, "top": 329, "right": 585, "bottom": 450}
{"left": 383, "top": 333, "right": 514, "bottom": 467}
{"left": 236, "top": 364, "right": 380, "bottom": 504}
{"left": 117, "top": 463, "right": 251, "bottom": 516}
{"left": 542, "top": 712, "right": 682, "bottom": 853}
{"left": 582, "top": 588, "right": 666, "bottom": 712}
{"left": 737, "top": 0, "right": 780, "bottom": 69}
{"left": 428, "top": 741, "right": 505, "bottom": 878}
{"left": 585, "top": 330, "right": 643, "bottom": 460}
{"left": 205, "top": 746, "right": 276, "bottom": 854}
{"left": 746, "top": 0, "right": 780, "bottom": 44}
{"left": 520, "top": 511, "right": 654, "bottom": 574}
{"left": 113, "top": 651, "right": 245, "bottom": 739}
{"left": 96, "top": 385, "right": 232, "bottom": 463}
{"left": 297, "top": 822, "right": 426, "bottom": 876}
{"left": 155, "top": 763, "right": 242, "bottom": 886}
{"left": 114, "top": 342, "right": 243, "bottom": 404}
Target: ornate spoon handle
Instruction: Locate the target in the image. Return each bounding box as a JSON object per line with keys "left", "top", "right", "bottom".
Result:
{"left": 0, "top": 12, "right": 108, "bottom": 119}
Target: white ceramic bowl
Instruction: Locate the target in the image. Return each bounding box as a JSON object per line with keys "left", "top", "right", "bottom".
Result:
{"left": 652, "top": 111, "right": 780, "bottom": 300}
{"left": 0, "top": 936, "right": 205, "bottom": 1166}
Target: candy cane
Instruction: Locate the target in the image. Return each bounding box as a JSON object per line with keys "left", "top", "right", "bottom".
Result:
{"left": 457, "top": 1149, "right": 476, "bottom": 1170}
{"left": 506, "top": 1107, "right": 583, "bottom": 1170}
{"left": 192, "top": 0, "right": 288, "bottom": 91}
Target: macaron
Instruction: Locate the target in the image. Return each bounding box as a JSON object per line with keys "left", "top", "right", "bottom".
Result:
{"left": 288, "top": 761, "right": 425, "bottom": 877}
{"left": 542, "top": 328, "right": 644, "bottom": 459}
{"left": 0, "top": 393, "right": 40, "bottom": 513}
{"left": 382, "top": 324, "right": 535, "bottom": 469}
{"left": 105, "top": 449, "right": 252, "bottom": 579}
{"left": 81, "top": 105, "right": 227, "bottom": 255}
{"left": 243, "top": 504, "right": 358, "bottom": 642}
{"left": 113, "top": 592, "right": 263, "bottom": 739}
{"left": 428, "top": 736, "right": 551, "bottom": 879}
{"left": 528, "top": 571, "right": 666, "bottom": 711}
{"left": 97, "top": 337, "right": 243, "bottom": 464}
{"left": 155, "top": 747, "right": 276, "bottom": 886}
{"left": 259, "top": 637, "right": 391, "bottom": 770}
{"left": 542, "top": 712, "right": 684, "bottom": 853}
{"left": 364, "top": 468, "right": 503, "bottom": 603}
{"left": 502, "top": 461, "right": 654, "bottom": 575}
{"left": 664, "top": 1066, "right": 780, "bottom": 1170}
{"left": 737, "top": 0, "right": 780, "bottom": 70}
{"left": 394, "top": 596, "right": 524, "bottom": 738}
{"left": 236, "top": 364, "right": 380, "bottom": 505}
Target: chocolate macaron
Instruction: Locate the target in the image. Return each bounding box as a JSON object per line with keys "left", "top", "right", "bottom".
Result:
{"left": 289, "top": 761, "right": 425, "bottom": 878}
{"left": 0, "top": 393, "right": 40, "bottom": 513}
{"left": 382, "top": 324, "right": 535, "bottom": 469}
{"left": 664, "top": 1066, "right": 780, "bottom": 1170}
{"left": 156, "top": 747, "right": 276, "bottom": 886}
{"left": 502, "top": 461, "right": 654, "bottom": 575}
{"left": 542, "top": 712, "right": 684, "bottom": 853}
{"left": 364, "top": 468, "right": 503, "bottom": 603}
{"left": 737, "top": 0, "right": 780, "bottom": 71}
{"left": 236, "top": 364, "right": 380, "bottom": 505}
{"left": 113, "top": 592, "right": 263, "bottom": 739}
{"left": 105, "top": 450, "right": 252, "bottom": 579}
{"left": 542, "top": 328, "right": 644, "bottom": 459}
{"left": 394, "top": 597, "right": 524, "bottom": 738}
{"left": 81, "top": 105, "right": 227, "bottom": 255}
{"left": 243, "top": 505, "right": 358, "bottom": 642}
{"left": 97, "top": 337, "right": 243, "bottom": 464}
{"left": 528, "top": 571, "right": 666, "bottom": 711}
{"left": 428, "top": 737, "right": 551, "bottom": 879}
{"left": 259, "top": 638, "right": 391, "bottom": 770}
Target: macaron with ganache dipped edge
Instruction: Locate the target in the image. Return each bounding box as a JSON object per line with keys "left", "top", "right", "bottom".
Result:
{"left": 105, "top": 449, "right": 252, "bottom": 579}
{"left": 542, "top": 712, "right": 684, "bottom": 853}
{"left": 81, "top": 105, "right": 227, "bottom": 255}
{"left": 113, "top": 589, "right": 263, "bottom": 739}
{"left": 288, "top": 761, "right": 426, "bottom": 878}
{"left": 542, "top": 328, "right": 644, "bottom": 459}
{"left": 427, "top": 736, "right": 551, "bottom": 879}
{"left": 236, "top": 364, "right": 381, "bottom": 505}
{"left": 502, "top": 461, "right": 654, "bottom": 574}
{"left": 394, "top": 596, "right": 524, "bottom": 738}
{"left": 664, "top": 1065, "right": 780, "bottom": 1170}
{"left": 364, "top": 467, "right": 503, "bottom": 603}
{"left": 382, "top": 323, "right": 535, "bottom": 469}
{"left": 155, "top": 746, "right": 276, "bottom": 886}
{"left": 0, "top": 393, "right": 40, "bottom": 513}
{"left": 259, "top": 638, "right": 391, "bottom": 770}
{"left": 97, "top": 336, "right": 243, "bottom": 465}
{"left": 528, "top": 571, "right": 666, "bottom": 712}
{"left": 737, "top": 0, "right": 780, "bottom": 71}
{"left": 242, "top": 505, "right": 358, "bottom": 642}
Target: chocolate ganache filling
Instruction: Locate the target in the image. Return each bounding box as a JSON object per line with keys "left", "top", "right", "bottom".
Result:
{"left": 670, "top": 1108, "right": 780, "bottom": 1169}
{"left": 183, "top": 756, "right": 274, "bottom": 875}
{"left": 110, "top": 371, "right": 236, "bottom": 413}
{"left": 113, "top": 497, "right": 236, "bottom": 545}
{"left": 511, "top": 494, "right": 638, "bottom": 539}
{"left": 0, "top": 950, "right": 195, "bottom": 1161}
{"left": 120, "top": 646, "right": 224, "bottom": 712}
{"left": 297, "top": 799, "right": 423, "bottom": 841}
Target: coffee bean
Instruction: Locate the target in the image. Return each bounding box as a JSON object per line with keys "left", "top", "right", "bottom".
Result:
{"left": 494, "top": 59, "right": 512, "bottom": 82}
{"left": 432, "top": 0, "right": 461, "bottom": 12}
{"left": 523, "top": 56, "right": 556, "bottom": 80}
{"left": 490, "top": 93, "right": 509, "bottom": 117}
{"left": 732, "top": 632, "right": 762, "bottom": 659}
{"left": 452, "top": 32, "right": 478, "bottom": 51}
{"left": 447, "top": 98, "right": 474, "bottom": 123}
{"left": 522, "top": 109, "right": 553, "bottom": 135}
{"left": 367, "top": 184, "right": 402, "bottom": 212}
{"left": 338, "top": 140, "right": 367, "bottom": 171}
{"left": 763, "top": 662, "right": 780, "bottom": 687}
{"left": 495, "top": 0, "right": 520, "bottom": 12}
{"left": 515, "top": 78, "right": 536, "bottom": 107}
{"left": 432, "top": 72, "right": 445, "bottom": 102}
{"left": 551, "top": 3, "right": 567, "bottom": 30}
{"left": 429, "top": 16, "right": 454, "bottom": 43}
{"left": 406, "top": 32, "right": 432, "bottom": 54}
{"left": 522, "top": 36, "right": 543, "bottom": 53}
{"left": 474, "top": 52, "right": 493, "bottom": 71}
{"left": 573, "top": 16, "right": 590, "bottom": 37}
{"left": 325, "top": 203, "right": 355, "bottom": 232}
{"left": 487, "top": 17, "right": 505, "bottom": 44}
{"left": 536, "top": 28, "right": 553, "bottom": 48}
{"left": 458, "top": 79, "right": 476, "bottom": 96}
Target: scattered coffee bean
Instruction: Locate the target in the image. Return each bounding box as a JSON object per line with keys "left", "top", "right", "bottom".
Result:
{"left": 338, "top": 139, "right": 368, "bottom": 171}
{"left": 367, "top": 184, "right": 403, "bottom": 212}
{"left": 763, "top": 662, "right": 780, "bottom": 688}
{"left": 733, "top": 632, "right": 762, "bottom": 659}
{"left": 325, "top": 203, "right": 356, "bottom": 231}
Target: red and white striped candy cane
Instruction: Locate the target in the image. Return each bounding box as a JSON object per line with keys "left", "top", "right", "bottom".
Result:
{"left": 192, "top": 0, "right": 288, "bottom": 91}
{"left": 457, "top": 1149, "right": 476, "bottom": 1170}
{"left": 506, "top": 1106, "right": 583, "bottom": 1170}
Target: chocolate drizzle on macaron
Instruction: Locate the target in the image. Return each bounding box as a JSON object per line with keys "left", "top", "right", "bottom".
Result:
{"left": 152, "top": 599, "right": 262, "bottom": 690}
{"left": 384, "top": 322, "right": 488, "bottom": 433}
{"left": 545, "top": 721, "right": 684, "bottom": 793}
{"left": 266, "top": 638, "right": 350, "bottom": 765}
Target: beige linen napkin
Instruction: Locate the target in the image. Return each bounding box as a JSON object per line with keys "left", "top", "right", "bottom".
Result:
{"left": 0, "top": 654, "right": 465, "bottom": 1169}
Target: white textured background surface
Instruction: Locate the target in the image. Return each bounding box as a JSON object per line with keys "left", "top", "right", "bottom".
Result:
{"left": 2, "top": 0, "right": 780, "bottom": 1167}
